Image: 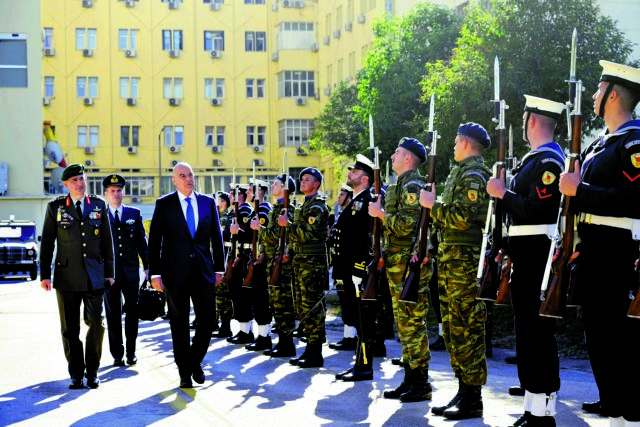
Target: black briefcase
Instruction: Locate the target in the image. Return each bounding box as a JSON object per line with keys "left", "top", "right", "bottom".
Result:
{"left": 137, "top": 279, "right": 165, "bottom": 321}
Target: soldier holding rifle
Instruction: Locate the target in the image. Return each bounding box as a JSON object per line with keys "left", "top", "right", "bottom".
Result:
{"left": 487, "top": 96, "right": 566, "bottom": 426}
{"left": 368, "top": 137, "right": 433, "bottom": 403}
{"left": 420, "top": 123, "right": 491, "bottom": 420}
{"left": 559, "top": 61, "right": 640, "bottom": 424}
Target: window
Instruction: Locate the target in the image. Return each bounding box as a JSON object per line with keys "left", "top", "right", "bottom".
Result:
{"left": 163, "top": 126, "right": 184, "bottom": 146}
{"left": 246, "top": 126, "right": 266, "bottom": 146}
{"left": 162, "top": 30, "right": 183, "bottom": 51}
{"left": 278, "top": 119, "right": 314, "bottom": 147}
{"left": 203, "top": 0, "right": 224, "bottom": 3}
{"left": 204, "top": 78, "right": 224, "bottom": 99}
{"left": 278, "top": 71, "right": 315, "bottom": 98}
{"left": 204, "top": 31, "right": 224, "bottom": 51}
{"left": 0, "top": 34, "right": 28, "bottom": 88}
{"left": 163, "top": 78, "right": 183, "bottom": 99}
{"left": 244, "top": 0, "right": 265, "bottom": 4}
{"left": 77, "top": 76, "right": 98, "bottom": 98}
{"left": 118, "top": 29, "right": 137, "bottom": 50}
{"left": 125, "top": 177, "right": 154, "bottom": 197}
{"left": 161, "top": 0, "right": 183, "bottom": 3}
{"left": 44, "top": 76, "right": 55, "bottom": 97}
{"left": 245, "top": 32, "right": 266, "bottom": 52}
{"left": 75, "top": 28, "right": 97, "bottom": 50}
{"left": 205, "top": 126, "right": 225, "bottom": 146}
{"left": 281, "top": 22, "right": 314, "bottom": 32}
{"left": 120, "top": 77, "right": 140, "bottom": 99}
{"left": 43, "top": 28, "right": 54, "bottom": 49}
{"left": 77, "top": 125, "right": 99, "bottom": 147}
{"left": 120, "top": 126, "right": 140, "bottom": 147}
{"left": 246, "top": 79, "right": 265, "bottom": 99}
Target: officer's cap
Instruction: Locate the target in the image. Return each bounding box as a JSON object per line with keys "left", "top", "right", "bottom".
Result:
{"left": 61, "top": 163, "right": 85, "bottom": 182}
{"left": 300, "top": 167, "right": 323, "bottom": 184}
{"left": 216, "top": 191, "right": 230, "bottom": 206}
{"left": 398, "top": 137, "right": 427, "bottom": 164}
{"left": 524, "top": 95, "right": 566, "bottom": 121}
{"left": 457, "top": 122, "right": 491, "bottom": 149}
{"left": 600, "top": 60, "right": 640, "bottom": 94}
{"left": 348, "top": 154, "right": 375, "bottom": 179}
{"left": 276, "top": 174, "right": 297, "bottom": 193}
{"left": 102, "top": 174, "right": 126, "bottom": 190}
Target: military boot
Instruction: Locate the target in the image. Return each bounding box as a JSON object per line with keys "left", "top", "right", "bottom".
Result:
{"left": 342, "top": 339, "right": 373, "bottom": 382}
{"left": 245, "top": 335, "right": 272, "bottom": 351}
{"left": 289, "top": 345, "right": 308, "bottom": 365}
{"left": 297, "top": 342, "right": 324, "bottom": 368}
{"left": 266, "top": 334, "right": 296, "bottom": 357}
{"left": 399, "top": 366, "right": 432, "bottom": 402}
{"left": 443, "top": 383, "right": 483, "bottom": 420}
{"left": 432, "top": 379, "right": 463, "bottom": 415}
{"left": 383, "top": 363, "right": 413, "bottom": 399}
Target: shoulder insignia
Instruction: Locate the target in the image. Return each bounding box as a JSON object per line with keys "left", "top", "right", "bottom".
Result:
{"left": 469, "top": 182, "right": 480, "bottom": 190}
{"left": 468, "top": 190, "right": 478, "bottom": 202}
{"left": 624, "top": 140, "right": 640, "bottom": 149}
{"left": 406, "top": 193, "right": 417, "bottom": 204}
{"left": 308, "top": 216, "right": 316, "bottom": 225}
{"left": 632, "top": 153, "right": 640, "bottom": 168}
{"left": 260, "top": 218, "right": 266, "bottom": 225}
{"left": 463, "top": 171, "right": 488, "bottom": 184}
{"left": 536, "top": 186, "right": 553, "bottom": 199}
{"left": 542, "top": 171, "right": 556, "bottom": 185}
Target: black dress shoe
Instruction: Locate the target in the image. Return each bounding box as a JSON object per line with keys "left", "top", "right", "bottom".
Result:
{"left": 245, "top": 335, "right": 272, "bottom": 351}
{"left": 126, "top": 355, "right": 138, "bottom": 365}
{"left": 212, "top": 327, "right": 233, "bottom": 339}
{"left": 113, "top": 358, "right": 125, "bottom": 367}
{"left": 192, "top": 365, "right": 205, "bottom": 384}
{"left": 328, "top": 337, "right": 357, "bottom": 351}
{"left": 509, "top": 386, "right": 525, "bottom": 396}
{"left": 429, "top": 336, "right": 446, "bottom": 351}
{"left": 505, "top": 356, "right": 517, "bottom": 364}
{"left": 342, "top": 366, "right": 373, "bottom": 382}
{"left": 228, "top": 331, "right": 254, "bottom": 344}
{"left": 179, "top": 377, "right": 193, "bottom": 388}
{"left": 512, "top": 412, "right": 531, "bottom": 426}
{"left": 69, "top": 378, "right": 84, "bottom": 389}
{"left": 335, "top": 367, "right": 354, "bottom": 380}
{"left": 86, "top": 377, "right": 100, "bottom": 389}
{"left": 582, "top": 400, "right": 607, "bottom": 416}
{"left": 391, "top": 357, "right": 403, "bottom": 366}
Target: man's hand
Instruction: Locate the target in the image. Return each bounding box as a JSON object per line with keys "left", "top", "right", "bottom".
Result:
{"left": 41, "top": 279, "right": 52, "bottom": 291}
{"left": 250, "top": 218, "right": 261, "bottom": 231}
{"left": 215, "top": 272, "right": 223, "bottom": 286}
{"left": 230, "top": 222, "right": 240, "bottom": 235}
{"left": 277, "top": 214, "right": 289, "bottom": 227}
{"left": 559, "top": 160, "right": 581, "bottom": 197}
{"left": 143, "top": 269, "right": 149, "bottom": 281}
{"left": 106, "top": 278, "right": 115, "bottom": 286}
{"left": 419, "top": 188, "right": 436, "bottom": 209}
{"left": 151, "top": 277, "right": 164, "bottom": 292}
{"left": 368, "top": 200, "right": 384, "bottom": 220}
{"left": 487, "top": 169, "right": 507, "bottom": 199}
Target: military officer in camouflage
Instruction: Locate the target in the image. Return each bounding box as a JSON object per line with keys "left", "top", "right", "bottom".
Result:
{"left": 369, "top": 138, "right": 433, "bottom": 402}
{"left": 280, "top": 168, "right": 329, "bottom": 368}
{"left": 420, "top": 122, "right": 492, "bottom": 420}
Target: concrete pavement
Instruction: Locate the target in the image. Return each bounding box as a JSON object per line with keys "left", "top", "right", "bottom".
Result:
{"left": 0, "top": 278, "right": 607, "bottom": 426}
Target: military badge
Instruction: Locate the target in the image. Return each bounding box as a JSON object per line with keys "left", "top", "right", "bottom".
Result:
{"left": 468, "top": 190, "right": 478, "bottom": 201}
{"left": 57, "top": 208, "right": 62, "bottom": 222}
{"left": 632, "top": 153, "right": 640, "bottom": 168}
{"left": 541, "top": 171, "right": 556, "bottom": 185}
{"left": 126, "top": 219, "right": 135, "bottom": 225}
{"left": 260, "top": 218, "right": 266, "bottom": 225}
{"left": 308, "top": 216, "right": 316, "bottom": 225}
{"left": 94, "top": 229, "right": 99, "bottom": 236}
{"left": 243, "top": 217, "right": 249, "bottom": 223}
{"left": 407, "top": 193, "right": 417, "bottom": 204}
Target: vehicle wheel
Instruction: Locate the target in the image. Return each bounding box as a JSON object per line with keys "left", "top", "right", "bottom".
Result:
{"left": 30, "top": 266, "right": 38, "bottom": 281}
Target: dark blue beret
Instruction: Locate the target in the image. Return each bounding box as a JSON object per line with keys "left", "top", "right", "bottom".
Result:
{"left": 277, "top": 174, "right": 297, "bottom": 193}
{"left": 300, "top": 167, "right": 323, "bottom": 184}
{"left": 398, "top": 137, "right": 427, "bottom": 164}
{"left": 61, "top": 163, "right": 85, "bottom": 182}
{"left": 457, "top": 122, "right": 491, "bottom": 148}
{"left": 102, "top": 174, "right": 126, "bottom": 189}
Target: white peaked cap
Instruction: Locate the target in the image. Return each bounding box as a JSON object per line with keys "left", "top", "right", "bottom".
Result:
{"left": 524, "top": 95, "right": 566, "bottom": 120}
{"left": 600, "top": 60, "right": 640, "bottom": 93}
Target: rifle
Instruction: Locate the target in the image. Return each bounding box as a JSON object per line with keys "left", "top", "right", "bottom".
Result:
{"left": 269, "top": 158, "right": 289, "bottom": 288}
{"left": 539, "top": 31, "right": 582, "bottom": 318}
{"left": 399, "top": 95, "right": 438, "bottom": 303}
{"left": 223, "top": 183, "right": 240, "bottom": 283}
{"left": 477, "top": 56, "right": 507, "bottom": 301}
{"left": 362, "top": 115, "right": 381, "bottom": 301}
{"left": 243, "top": 178, "right": 262, "bottom": 288}
{"left": 494, "top": 125, "right": 514, "bottom": 306}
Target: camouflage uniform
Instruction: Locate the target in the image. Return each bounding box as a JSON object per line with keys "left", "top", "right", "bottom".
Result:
{"left": 431, "top": 155, "right": 491, "bottom": 386}
{"left": 383, "top": 169, "right": 432, "bottom": 370}
{"left": 288, "top": 194, "right": 329, "bottom": 345}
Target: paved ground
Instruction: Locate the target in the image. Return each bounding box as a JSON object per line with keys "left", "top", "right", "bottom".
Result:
{"left": 0, "top": 278, "right": 608, "bottom": 426}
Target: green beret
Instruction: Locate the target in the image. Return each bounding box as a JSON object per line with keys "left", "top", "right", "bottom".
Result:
{"left": 61, "top": 163, "right": 85, "bottom": 182}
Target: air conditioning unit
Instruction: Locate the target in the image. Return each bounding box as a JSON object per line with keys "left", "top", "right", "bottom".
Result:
{"left": 82, "top": 0, "right": 93, "bottom": 8}
{"left": 82, "top": 49, "right": 93, "bottom": 57}
{"left": 314, "top": 92, "right": 320, "bottom": 100}
{"left": 323, "top": 87, "right": 331, "bottom": 96}
{"left": 131, "top": 196, "right": 142, "bottom": 203}
{"left": 310, "top": 43, "right": 319, "bottom": 52}
{"left": 357, "top": 14, "right": 366, "bottom": 24}
{"left": 127, "top": 146, "right": 138, "bottom": 154}
{"left": 212, "top": 159, "right": 222, "bottom": 167}
{"left": 296, "top": 97, "right": 306, "bottom": 106}
{"left": 169, "top": 146, "right": 180, "bottom": 154}
{"left": 43, "top": 48, "right": 55, "bottom": 56}
{"left": 168, "top": 1, "right": 178, "bottom": 9}
{"left": 253, "top": 145, "right": 264, "bottom": 153}
{"left": 84, "top": 159, "right": 95, "bottom": 166}
{"left": 83, "top": 97, "right": 94, "bottom": 106}
{"left": 43, "top": 97, "right": 51, "bottom": 106}
{"left": 124, "top": 0, "right": 135, "bottom": 7}
{"left": 323, "top": 35, "right": 330, "bottom": 45}
{"left": 84, "top": 147, "right": 95, "bottom": 155}
{"left": 282, "top": 0, "right": 292, "bottom": 7}
{"left": 169, "top": 98, "right": 180, "bottom": 106}
{"left": 212, "top": 146, "right": 222, "bottom": 153}
{"left": 210, "top": 98, "right": 222, "bottom": 106}
{"left": 271, "top": 52, "right": 278, "bottom": 62}
{"left": 171, "top": 160, "right": 179, "bottom": 166}
{"left": 125, "top": 49, "right": 136, "bottom": 57}
{"left": 210, "top": 50, "right": 221, "bottom": 59}
{"left": 210, "top": 2, "right": 221, "bottom": 11}
{"left": 334, "top": 30, "right": 341, "bottom": 39}
{"left": 271, "top": 4, "right": 278, "bottom": 12}
{"left": 169, "top": 49, "right": 179, "bottom": 58}
{"left": 253, "top": 159, "right": 265, "bottom": 166}
{"left": 296, "top": 146, "right": 307, "bottom": 156}
{"left": 345, "top": 22, "right": 353, "bottom": 32}
{"left": 293, "top": 0, "right": 304, "bottom": 7}
{"left": 127, "top": 97, "right": 136, "bottom": 106}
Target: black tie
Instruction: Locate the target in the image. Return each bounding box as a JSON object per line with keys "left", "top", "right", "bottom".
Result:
{"left": 75, "top": 201, "right": 83, "bottom": 218}
{"left": 115, "top": 210, "right": 120, "bottom": 226}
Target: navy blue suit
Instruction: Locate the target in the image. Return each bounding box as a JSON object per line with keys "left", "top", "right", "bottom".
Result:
{"left": 148, "top": 191, "right": 225, "bottom": 377}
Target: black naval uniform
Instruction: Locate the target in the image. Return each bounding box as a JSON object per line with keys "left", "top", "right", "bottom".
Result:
{"left": 227, "top": 202, "right": 255, "bottom": 334}
{"left": 40, "top": 194, "right": 115, "bottom": 380}
{"left": 501, "top": 143, "right": 565, "bottom": 395}
{"left": 571, "top": 120, "right": 640, "bottom": 421}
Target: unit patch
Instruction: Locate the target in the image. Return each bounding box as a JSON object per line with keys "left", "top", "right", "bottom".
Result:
{"left": 632, "top": 153, "right": 640, "bottom": 168}
{"left": 468, "top": 190, "right": 478, "bottom": 202}
{"left": 542, "top": 171, "right": 556, "bottom": 185}
{"left": 407, "top": 193, "right": 417, "bottom": 204}
{"left": 308, "top": 216, "right": 316, "bottom": 225}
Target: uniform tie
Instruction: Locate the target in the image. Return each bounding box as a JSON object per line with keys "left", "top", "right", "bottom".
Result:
{"left": 75, "top": 201, "right": 83, "bottom": 219}
{"left": 115, "top": 210, "right": 120, "bottom": 226}
{"left": 186, "top": 197, "right": 196, "bottom": 238}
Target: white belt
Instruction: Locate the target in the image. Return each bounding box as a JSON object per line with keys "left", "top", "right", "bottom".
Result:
{"left": 508, "top": 224, "right": 556, "bottom": 238}
{"left": 241, "top": 243, "right": 252, "bottom": 249}
{"left": 224, "top": 242, "right": 232, "bottom": 247}
{"left": 579, "top": 213, "right": 640, "bottom": 240}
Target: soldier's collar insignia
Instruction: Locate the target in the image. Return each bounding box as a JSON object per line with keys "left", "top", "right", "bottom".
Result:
{"left": 541, "top": 171, "right": 556, "bottom": 185}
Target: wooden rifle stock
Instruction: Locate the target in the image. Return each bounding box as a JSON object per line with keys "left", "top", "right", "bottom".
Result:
{"left": 494, "top": 257, "right": 512, "bottom": 305}
{"left": 243, "top": 184, "right": 261, "bottom": 288}
{"left": 362, "top": 166, "right": 382, "bottom": 301}
{"left": 269, "top": 186, "right": 289, "bottom": 288}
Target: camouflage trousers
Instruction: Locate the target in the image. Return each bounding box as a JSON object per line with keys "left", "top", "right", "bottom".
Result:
{"left": 216, "top": 279, "right": 233, "bottom": 321}
{"left": 292, "top": 254, "right": 327, "bottom": 345}
{"left": 437, "top": 244, "right": 487, "bottom": 386}
{"left": 267, "top": 259, "right": 296, "bottom": 336}
{"left": 384, "top": 247, "right": 432, "bottom": 370}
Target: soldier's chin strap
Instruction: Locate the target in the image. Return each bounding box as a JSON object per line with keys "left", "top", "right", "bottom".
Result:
{"left": 598, "top": 82, "right": 615, "bottom": 119}
{"left": 282, "top": 280, "right": 338, "bottom": 337}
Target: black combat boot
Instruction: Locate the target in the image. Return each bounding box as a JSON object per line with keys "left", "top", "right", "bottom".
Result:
{"left": 432, "top": 378, "right": 463, "bottom": 415}
{"left": 245, "top": 335, "right": 272, "bottom": 351}
{"left": 266, "top": 334, "right": 296, "bottom": 357}
{"left": 399, "top": 366, "right": 432, "bottom": 402}
{"left": 297, "top": 342, "right": 324, "bottom": 368}
{"left": 383, "top": 363, "right": 413, "bottom": 399}
{"left": 211, "top": 319, "right": 232, "bottom": 338}
{"left": 289, "top": 345, "right": 308, "bottom": 365}
{"left": 341, "top": 339, "right": 373, "bottom": 382}
{"left": 511, "top": 412, "right": 531, "bottom": 426}
{"left": 443, "top": 383, "right": 483, "bottom": 420}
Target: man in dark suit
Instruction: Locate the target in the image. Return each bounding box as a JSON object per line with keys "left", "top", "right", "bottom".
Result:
{"left": 103, "top": 174, "right": 149, "bottom": 367}
{"left": 40, "top": 163, "right": 115, "bottom": 390}
{"left": 148, "top": 162, "right": 225, "bottom": 388}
